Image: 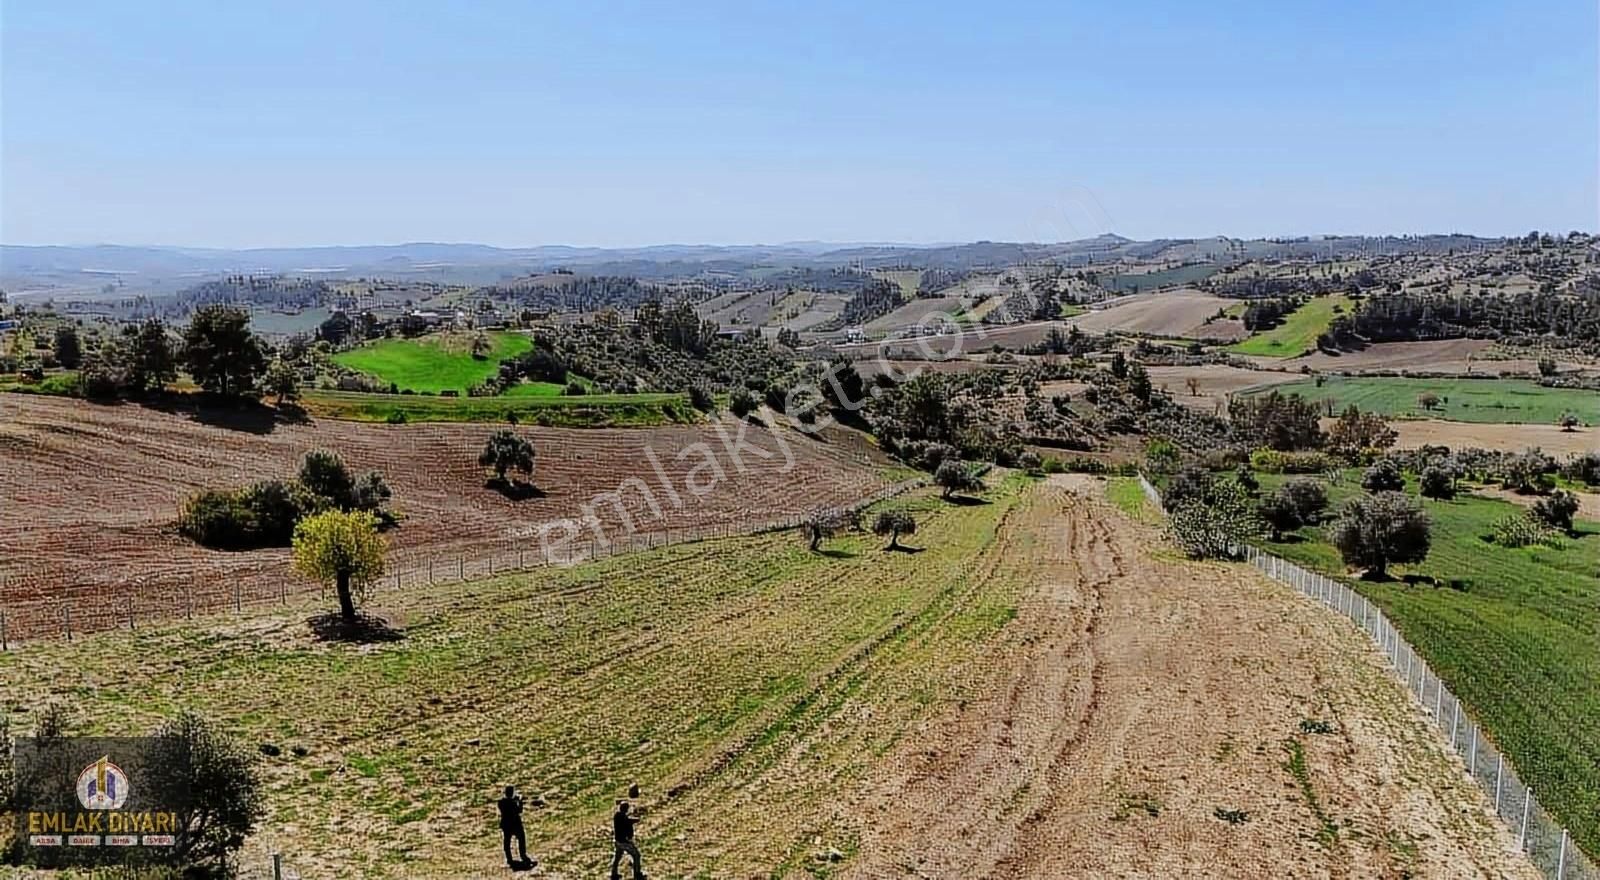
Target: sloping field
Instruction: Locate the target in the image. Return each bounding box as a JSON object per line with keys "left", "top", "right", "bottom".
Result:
{"left": 1066, "top": 290, "right": 1248, "bottom": 341}
{"left": 331, "top": 331, "right": 532, "bottom": 394}
{"left": 1146, "top": 363, "right": 1303, "bottom": 412}
{"left": 1268, "top": 339, "right": 1578, "bottom": 377}
{"left": 0, "top": 393, "right": 899, "bottom": 640}
{"left": 863, "top": 295, "right": 965, "bottom": 332}
{"left": 1386, "top": 419, "right": 1599, "bottom": 456}
{"left": 1266, "top": 376, "right": 1599, "bottom": 425}
{"left": 0, "top": 477, "right": 1534, "bottom": 878}
{"left": 1226, "top": 294, "right": 1354, "bottom": 357}
{"left": 832, "top": 321, "right": 1064, "bottom": 359}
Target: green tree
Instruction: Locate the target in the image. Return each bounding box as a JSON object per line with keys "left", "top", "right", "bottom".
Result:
{"left": 934, "top": 460, "right": 983, "bottom": 501}
{"left": 1329, "top": 492, "right": 1431, "bottom": 578}
{"left": 183, "top": 305, "right": 267, "bottom": 398}
{"left": 148, "top": 712, "right": 264, "bottom": 872}
{"left": 1531, "top": 489, "right": 1580, "bottom": 534}
{"left": 1257, "top": 489, "right": 1303, "bottom": 541}
{"left": 805, "top": 508, "right": 858, "bottom": 552}
{"left": 872, "top": 509, "right": 917, "bottom": 550}
{"left": 292, "top": 510, "right": 386, "bottom": 622}
{"left": 1360, "top": 459, "right": 1405, "bottom": 493}
{"left": 1419, "top": 466, "right": 1456, "bottom": 500}
{"left": 264, "top": 358, "right": 300, "bottom": 404}
{"left": 127, "top": 318, "right": 178, "bottom": 394}
{"left": 479, "top": 429, "right": 536, "bottom": 483}
{"left": 52, "top": 325, "right": 82, "bottom": 369}
{"left": 729, "top": 388, "right": 759, "bottom": 419}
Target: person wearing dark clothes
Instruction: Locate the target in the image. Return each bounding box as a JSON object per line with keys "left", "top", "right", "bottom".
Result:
{"left": 610, "top": 800, "right": 645, "bottom": 880}
{"left": 498, "top": 785, "right": 529, "bottom": 867}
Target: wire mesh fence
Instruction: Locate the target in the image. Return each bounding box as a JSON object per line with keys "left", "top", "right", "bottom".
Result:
{"left": 1138, "top": 475, "right": 1593, "bottom": 878}
{"left": 0, "top": 477, "right": 925, "bottom": 649}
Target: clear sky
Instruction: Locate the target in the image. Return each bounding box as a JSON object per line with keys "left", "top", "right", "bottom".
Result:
{"left": 2, "top": 0, "right": 1595, "bottom": 248}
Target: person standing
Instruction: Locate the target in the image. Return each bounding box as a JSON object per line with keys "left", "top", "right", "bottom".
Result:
{"left": 610, "top": 799, "right": 645, "bottom": 880}
{"left": 497, "top": 785, "right": 529, "bottom": 868}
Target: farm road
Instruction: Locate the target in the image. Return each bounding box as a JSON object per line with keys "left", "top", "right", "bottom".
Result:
{"left": 838, "top": 475, "right": 1535, "bottom": 879}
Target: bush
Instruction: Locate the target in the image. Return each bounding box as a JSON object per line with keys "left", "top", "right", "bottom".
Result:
{"left": 1018, "top": 450, "right": 1044, "bottom": 475}
{"left": 563, "top": 380, "right": 587, "bottom": 396}
{"left": 1257, "top": 489, "right": 1303, "bottom": 540}
{"left": 1531, "top": 489, "right": 1580, "bottom": 533}
{"left": 1250, "top": 448, "right": 1337, "bottom": 475}
{"left": 1163, "top": 466, "right": 1216, "bottom": 509}
{"left": 1563, "top": 452, "right": 1600, "bottom": 487}
{"left": 806, "top": 508, "right": 858, "bottom": 551}
{"left": 1281, "top": 477, "right": 1328, "bottom": 524}
{"left": 1234, "top": 463, "right": 1259, "bottom": 495}
{"left": 1167, "top": 480, "right": 1257, "bottom": 559}
{"left": 729, "top": 388, "right": 759, "bottom": 419}
{"left": 1491, "top": 513, "right": 1564, "bottom": 549}
{"left": 1329, "top": 492, "right": 1431, "bottom": 577}
{"left": 179, "top": 490, "right": 259, "bottom": 550}
{"left": 1360, "top": 459, "right": 1405, "bottom": 493}
{"left": 688, "top": 384, "right": 716, "bottom": 413}
{"left": 1419, "top": 465, "right": 1456, "bottom": 500}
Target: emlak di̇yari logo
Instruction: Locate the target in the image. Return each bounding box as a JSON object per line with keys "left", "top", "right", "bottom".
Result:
{"left": 11, "top": 736, "right": 187, "bottom": 866}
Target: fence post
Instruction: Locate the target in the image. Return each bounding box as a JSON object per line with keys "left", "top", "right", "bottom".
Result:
{"left": 1557, "top": 829, "right": 1568, "bottom": 878}
{"left": 127, "top": 594, "right": 135, "bottom": 630}
{"left": 1452, "top": 699, "right": 1461, "bottom": 747}
{"left": 235, "top": 582, "right": 242, "bottom": 613}
{"left": 1, "top": 609, "right": 7, "bottom": 651}
{"left": 458, "top": 556, "right": 464, "bottom": 580}
{"left": 1469, "top": 724, "right": 1478, "bottom": 771}
{"left": 272, "top": 852, "right": 284, "bottom": 880}
{"left": 63, "top": 604, "right": 72, "bottom": 642}
{"left": 1520, "top": 788, "right": 1532, "bottom": 850}
{"left": 1434, "top": 678, "right": 1442, "bottom": 719}
{"left": 1494, "top": 755, "right": 1503, "bottom": 813}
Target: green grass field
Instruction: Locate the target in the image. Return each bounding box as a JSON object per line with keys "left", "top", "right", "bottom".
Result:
{"left": 331, "top": 331, "right": 534, "bottom": 394}
{"left": 1226, "top": 294, "right": 1354, "bottom": 357}
{"left": 0, "top": 477, "right": 1039, "bottom": 877}
{"left": 301, "top": 389, "right": 696, "bottom": 426}
{"left": 1262, "top": 376, "right": 1598, "bottom": 425}
{"left": 1255, "top": 472, "right": 1600, "bottom": 855}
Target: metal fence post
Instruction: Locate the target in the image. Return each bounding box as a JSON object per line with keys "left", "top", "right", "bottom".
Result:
{"left": 63, "top": 604, "right": 72, "bottom": 642}
{"left": 1, "top": 609, "right": 7, "bottom": 650}
{"left": 1557, "top": 829, "right": 1568, "bottom": 878}
{"left": 1452, "top": 699, "right": 1461, "bottom": 747}
{"left": 1434, "top": 677, "right": 1442, "bottom": 719}
{"left": 1469, "top": 724, "right": 1478, "bottom": 771}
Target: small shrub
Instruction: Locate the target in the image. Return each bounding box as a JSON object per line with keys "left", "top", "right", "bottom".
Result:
{"left": 1419, "top": 466, "right": 1455, "bottom": 500}
{"left": 688, "top": 384, "right": 716, "bottom": 413}
{"left": 1531, "top": 490, "right": 1580, "bottom": 533}
{"left": 1491, "top": 513, "right": 1564, "bottom": 549}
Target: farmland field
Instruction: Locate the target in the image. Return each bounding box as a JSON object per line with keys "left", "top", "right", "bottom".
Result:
{"left": 331, "top": 331, "right": 534, "bottom": 394}
{"left": 1262, "top": 376, "right": 1599, "bottom": 425}
{"left": 1065, "top": 290, "right": 1247, "bottom": 341}
{"left": 0, "top": 392, "right": 900, "bottom": 641}
{"left": 0, "top": 475, "right": 1534, "bottom": 877}
{"left": 1256, "top": 473, "right": 1600, "bottom": 858}
{"left": 301, "top": 388, "right": 689, "bottom": 425}
{"left": 1226, "top": 294, "right": 1354, "bottom": 357}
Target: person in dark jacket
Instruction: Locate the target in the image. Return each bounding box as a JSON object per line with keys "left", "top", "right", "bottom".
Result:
{"left": 610, "top": 799, "right": 645, "bottom": 879}
{"left": 497, "top": 785, "right": 529, "bottom": 868}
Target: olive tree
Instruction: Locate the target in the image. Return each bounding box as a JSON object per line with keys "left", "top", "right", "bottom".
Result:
{"left": 1329, "top": 492, "right": 1431, "bottom": 578}
{"left": 292, "top": 510, "right": 386, "bottom": 622}
{"left": 806, "top": 508, "right": 858, "bottom": 552}
{"left": 479, "top": 429, "right": 536, "bottom": 485}
{"left": 934, "top": 460, "right": 983, "bottom": 501}
{"left": 1531, "top": 489, "right": 1580, "bottom": 534}
{"left": 872, "top": 510, "right": 917, "bottom": 550}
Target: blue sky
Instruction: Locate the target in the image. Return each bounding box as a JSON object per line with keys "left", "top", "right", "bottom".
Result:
{"left": 2, "top": 0, "right": 1595, "bottom": 247}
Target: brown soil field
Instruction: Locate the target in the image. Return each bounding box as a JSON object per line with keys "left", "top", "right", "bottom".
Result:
{"left": 831, "top": 321, "right": 1066, "bottom": 359}
{"left": 849, "top": 356, "right": 1011, "bottom": 379}
{"left": 0, "top": 393, "right": 900, "bottom": 641}
{"left": 1250, "top": 339, "right": 1591, "bottom": 376}
{"left": 1066, "top": 289, "right": 1248, "bottom": 341}
{"left": 837, "top": 476, "right": 1535, "bottom": 879}
{"left": 864, "top": 295, "right": 967, "bottom": 332}
{"left": 1146, "top": 363, "right": 1303, "bottom": 412}
{"left": 1384, "top": 418, "right": 1599, "bottom": 456}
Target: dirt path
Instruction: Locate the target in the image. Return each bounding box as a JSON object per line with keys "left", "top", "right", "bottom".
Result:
{"left": 838, "top": 475, "right": 1536, "bottom": 879}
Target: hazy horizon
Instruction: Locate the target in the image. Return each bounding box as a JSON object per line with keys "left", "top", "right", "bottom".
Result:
{"left": 4, "top": 0, "right": 1596, "bottom": 248}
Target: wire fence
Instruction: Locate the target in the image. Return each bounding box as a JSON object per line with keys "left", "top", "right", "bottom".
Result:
{"left": 0, "top": 478, "right": 926, "bottom": 649}
{"left": 1137, "top": 475, "right": 1595, "bottom": 879}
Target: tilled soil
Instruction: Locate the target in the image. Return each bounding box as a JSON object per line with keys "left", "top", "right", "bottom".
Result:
{"left": 0, "top": 393, "right": 897, "bottom": 640}
{"left": 835, "top": 476, "right": 1536, "bottom": 880}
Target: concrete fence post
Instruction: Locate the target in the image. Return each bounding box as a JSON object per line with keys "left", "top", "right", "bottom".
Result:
{"left": 1520, "top": 788, "right": 1532, "bottom": 850}
{"left": 1452, "top": 699, "right": 1461, "bottom": 747}
{"left": 1470, "top": 723, "right": 1478, "bottom": 771}
{"left": 1557, "top": 828, "right": 1568, "bottom": 878}
{"left": 1495, "top": 755, "right": 1504, "bottom": 814}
